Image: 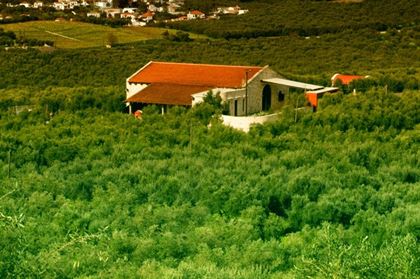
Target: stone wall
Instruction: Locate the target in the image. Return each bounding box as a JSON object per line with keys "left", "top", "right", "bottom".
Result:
{"left": 246, "top": 67, "right": 288, "bottom": 114}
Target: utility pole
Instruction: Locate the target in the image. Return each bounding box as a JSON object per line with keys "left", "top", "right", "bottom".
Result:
{"left": 245, "top": 69, "right": 251, "bottom": 116}
{"left": 189, "top": 120, "right": 192, "bottom": 152}
{"left": 7, "top": 149, "right": 11, "bottom": 178}
{"left": 295, "top": 88, "right": 305, "bottom": 122}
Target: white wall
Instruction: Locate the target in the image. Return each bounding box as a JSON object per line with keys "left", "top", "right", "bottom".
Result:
{"left": 126, "top": 82, "right": 148, "bottom": 99}
{"left": 192, "top": 88, "right": 244, "bottom": 107}
{"left": 221, "top": 113, "right": 280, "bottom": 132}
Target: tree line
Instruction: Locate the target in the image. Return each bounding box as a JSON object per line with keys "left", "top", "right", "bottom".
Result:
{"left": 162, "top": 0, "right": 420, "bottom": 39}
{"left": 0, "top": 27, "right": 418, "bottom": 91}
{"left": 0, "top": 28, "right": 54, "bottom": 47}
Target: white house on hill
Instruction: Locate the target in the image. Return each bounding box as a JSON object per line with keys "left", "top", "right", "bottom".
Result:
{"left": 187, "top": 10, "right": 205, "bottom": 20}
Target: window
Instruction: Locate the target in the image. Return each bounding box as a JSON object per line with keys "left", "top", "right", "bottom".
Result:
{"left": 278, "top": 90, "right": 285, "bottom": 102}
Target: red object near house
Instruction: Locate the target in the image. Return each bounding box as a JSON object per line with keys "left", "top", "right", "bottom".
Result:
{"left": 134, "top": 110, "right": 142, "bottom": 118}
{"left": 306, "top": 93, "right": 319, "bottom": 108}
{"left": 305, "top": 87, "right": 339, "bottom": 111}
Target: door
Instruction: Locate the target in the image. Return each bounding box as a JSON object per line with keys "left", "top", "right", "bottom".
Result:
{"left": 262, "top": 85, "right": 271, "bottom": 111}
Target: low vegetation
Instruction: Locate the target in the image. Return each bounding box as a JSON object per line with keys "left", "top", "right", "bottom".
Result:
{"left": 0, "top": 0, "right": 418, "bottom": 277}
{"left": 0, "top": 86, "right": 419, "bottom": 277}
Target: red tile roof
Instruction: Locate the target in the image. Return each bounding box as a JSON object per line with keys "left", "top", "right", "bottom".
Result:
{"left": 190, "top": 10, "right": 205, "bottom": 15}
{"left": 141, "top": 11, "right": 154, "bottom": 18}
{"left": 331, "top": 73, "right": 366, "bottom": 85}
{"left": 128, "top": 61, "right": 263, "bottom": 88}
{"left": 126, "top": 83, "right": 211, "bottom": 106}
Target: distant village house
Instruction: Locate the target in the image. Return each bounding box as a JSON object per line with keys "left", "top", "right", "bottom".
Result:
{"left": 33, "top": 1, "right": 43, "bottom": 8}
{"left": 103, "top": 8, "right": 122, "bottom": 18}
{"left": 139, "top": 10, "right": 155, "bottom": 22}
{"left": 87, "top": 12, "right": 101, "bottom": 18}
{"left": 187, "top": 10, "right": 205, "bottom": 20}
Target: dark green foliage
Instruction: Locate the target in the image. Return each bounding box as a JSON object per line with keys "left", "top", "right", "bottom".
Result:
{"left": 162, "top": 30, "right": 192, "bottom": 42}
{"left": 81, "top": 16, "right": 131, "bottom": 28}
{"left": 191, "top": 91, "right": 228, "bottom": 124}
{"left": 0, "top": 87, "right": 419, "bottom": 277}
{"left": 183, "top": 0, "right": 238, "bottom": 13}
{"left": 166, "top": 0, "right": 420, "bottom": 39}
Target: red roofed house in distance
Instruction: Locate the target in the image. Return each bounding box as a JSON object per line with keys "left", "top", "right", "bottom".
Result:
{"left": 187, "top": 10, "right": 206, "bottom": 20}
{"left": 331, "top": 73, "right": 369, "bottom": 87}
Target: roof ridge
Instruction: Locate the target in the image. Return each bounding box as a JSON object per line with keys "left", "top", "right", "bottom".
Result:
{"left": 152, "top": 82, "right": 212, "bottom": 86}
{"left": 152, "top": 81, "right": 240, "bottom": 88}
{"left": 150, "top": 61, "right": 264, "bottom": 69}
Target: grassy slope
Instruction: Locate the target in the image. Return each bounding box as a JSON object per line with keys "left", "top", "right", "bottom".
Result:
{"left": 2, "top": 21, "right": 207, "bottom": 48}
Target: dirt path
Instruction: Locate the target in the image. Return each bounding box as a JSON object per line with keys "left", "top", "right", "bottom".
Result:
{"left": 45, "top": 31, "right": 81, "bottom": 41}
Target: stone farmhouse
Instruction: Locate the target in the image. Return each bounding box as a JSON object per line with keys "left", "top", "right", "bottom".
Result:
{"left": 126, "top": 61, "right": 282, "bottom": 115}
{"left": 126, "top": 61, "right": 337, "bottom": 116}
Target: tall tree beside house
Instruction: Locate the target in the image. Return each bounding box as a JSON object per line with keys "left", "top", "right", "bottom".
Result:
{"left": 183, "top": 0, "right": 238, "bottom": 13}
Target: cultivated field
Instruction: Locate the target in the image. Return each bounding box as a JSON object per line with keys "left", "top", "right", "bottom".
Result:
{"left": 2, "top": 20, "right": 206, "bottom": 48}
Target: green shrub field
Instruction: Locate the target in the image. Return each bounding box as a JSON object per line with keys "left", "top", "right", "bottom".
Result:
{"left": 0, "top": 0, "right": 419, "bottom": 277}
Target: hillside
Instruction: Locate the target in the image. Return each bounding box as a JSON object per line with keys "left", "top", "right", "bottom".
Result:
{"left": 1, "top": 27, "right": 418, "bottom": 91}
{"left": 2, "top": 21, "right": 206, "bottom": 48}
{"left": 167, "top": 0, "right": 420, "bottom": 39}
